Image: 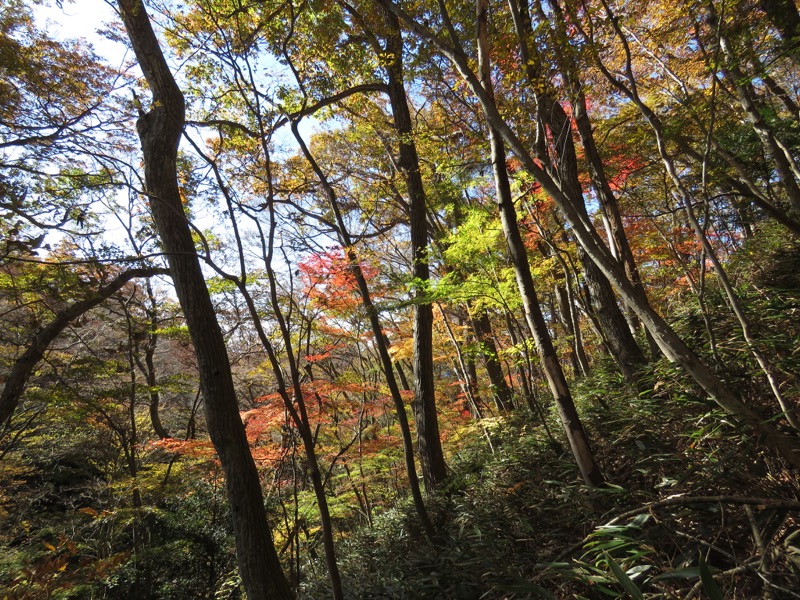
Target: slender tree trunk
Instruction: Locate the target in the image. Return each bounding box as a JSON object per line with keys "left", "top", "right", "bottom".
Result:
{"left": 192, "top": 124, "right": 345, "bottom": 598}
{"left": 465, "top": 356, "right": 482, "bottom": 411}
{"left": 494, "top": 136, "right": 603, "bottom": 486}
{"left": 123, "top": 304, "right": 142, "bottom": 508}
{"left": 438, "top": 305, "right": 484, "bottom": 418}
{"left": 470, "top": 308, "right": 514, "bottom": 411}
{"left": 117, "top": 2, "right": 293, "bottom": 598}
{"left": 142, "top": 280, "right": 169, "bottom": 439}
{"left": 478, "top": 0, "right": 604, "bottom": 486}
{"left": 384, "top": 14, "right": 448, "bottom": 492}
{"left": 554, "top": 282, "right": 589, "bottom": 376}
{"left": 532, "top": 223, "right": 593, "bottom": 376}
{"left": 229, "top": 259, "right": 344, "bottom": 599}
{"left": 570, "top": 90, "right": 662, "bottom": 359}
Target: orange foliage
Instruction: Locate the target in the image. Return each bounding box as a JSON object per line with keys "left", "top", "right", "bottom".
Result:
{"left": 603, "top": 143, "right": 648, "bottom": 192}
{"left": 298, "top": 247, "right": 379, "bottom": 313}
{"left": 151, "top": 437, "right": 216, "bottom": 459}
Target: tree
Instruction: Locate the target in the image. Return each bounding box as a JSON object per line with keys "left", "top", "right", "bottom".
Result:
{"left": 116, "top": 1, "right": 293, "bottom": 597}
{"left": 382, "top": 8, "right": 449, "bottom": 493}
{"left": 476, "top": 0, "right": 603, "bottom": 486}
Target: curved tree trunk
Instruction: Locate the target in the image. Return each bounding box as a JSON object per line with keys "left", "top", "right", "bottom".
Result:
{"left": 117, "top": 2, "right": 293, "bottom": 598}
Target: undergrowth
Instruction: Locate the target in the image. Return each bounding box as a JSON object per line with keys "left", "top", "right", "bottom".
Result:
{"left": 298, "top": 376, "right": 799, "bottom": 598}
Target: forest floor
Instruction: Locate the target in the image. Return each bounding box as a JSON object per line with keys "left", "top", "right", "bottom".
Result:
{"left": 307, "top": 379, "right": 800, "bottom": 599}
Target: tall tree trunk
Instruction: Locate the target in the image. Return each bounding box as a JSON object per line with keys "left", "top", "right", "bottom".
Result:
{"left": 291, "top": 122, "right": 437, "bottom": 542}
{"left": 141, "top": 279, "right": 169, "bottom": 439}
{"left": 493, "top": 133, "right": 604, "bottom": 486}
{"left": 117, "top": 2, "right": 293, "bottom": 598}
{"left": 477, "top": 0, "right": 604, "bottom": 487}
{"left": 470, "top": 308, "right": 514, "bottom": 411}
{"left": 570, "top": 90, "right": 662, "bottom": 359}
{"left": 384, "top": 14, "right": 448, "bottom": 492}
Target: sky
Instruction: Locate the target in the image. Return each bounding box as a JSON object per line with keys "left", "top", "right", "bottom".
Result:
{"left": 33, "top": 0, "right": 127, "bottom": 62}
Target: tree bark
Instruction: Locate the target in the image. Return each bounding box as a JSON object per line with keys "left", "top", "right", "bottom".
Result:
{"left": 142, "top": 280, "right": 169, "bottom": 439}
{"left": 553, "top": 281, "right": 590, "bottom": 376}
{"left": 384, "top": 13, "right": 448, "bottom": 492}
{"left": 478, "top": 0, "right": 604, "bottom": 487}
{"left": 470, "top": 309, "right": 514, "bottom": 411}
{"left": 117, "top": 2, "right": 293, "bottom": 598}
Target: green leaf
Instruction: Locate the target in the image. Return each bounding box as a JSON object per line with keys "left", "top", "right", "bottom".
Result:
{"left": 699, "top": 553, "right": 724, "bottom": 600}
{"left": 604, "top": 552, "right": 644, "bottom": 600}
{"left": 651, "top": 567, "right": 704, "bottom": 581}
{"left": 629, "top": 514, "right": 651, "bottom": 528}
{"left": 496, "top": 575, "right": 559, "bottom": 599}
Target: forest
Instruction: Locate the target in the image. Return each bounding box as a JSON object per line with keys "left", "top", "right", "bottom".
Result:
{"left": 1, "top": 0, "right": 800, "bottom": 597}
